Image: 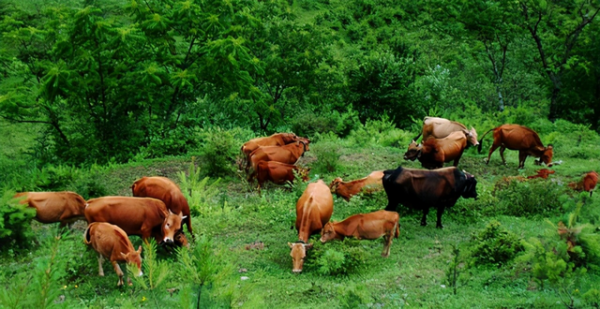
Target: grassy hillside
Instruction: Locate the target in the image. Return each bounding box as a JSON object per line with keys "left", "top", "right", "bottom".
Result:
{"left": 2, "top": 116, "right": 600, "bottom": 308}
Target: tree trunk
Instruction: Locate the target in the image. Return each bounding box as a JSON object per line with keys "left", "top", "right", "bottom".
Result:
{"left": 549, "top": 82, "right": 560, "bottom": 122}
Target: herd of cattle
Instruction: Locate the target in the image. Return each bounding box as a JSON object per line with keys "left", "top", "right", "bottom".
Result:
{"left": 11, "top": 117, "right": 600, "bottom": 280}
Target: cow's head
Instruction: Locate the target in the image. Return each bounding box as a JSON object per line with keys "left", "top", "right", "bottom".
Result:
{"left": 461, "top": 170, "right": 478, "bottom": 200}
{"left": 329, "top": 177, "right": 343, "bottom": 192}
{"left": 162, "top": 210, "right": 186, "bottom": 245}
{"left": 298, "top": 140, "right": 309, "bottom": 155}
{"left": 288, "top": 241, "right": 313, "bottom": 273}
{"left": 282, "top": 133, "right": 301, "bottom": 144}
{"left": 320, "top": 222, "right": 337, "bottom": 243}
{"left": 464, "top": 127, "right": 479, "bottom": 146}
{"left": 540, "top": 144, "right": 554, "bottom": 166}
{"left": 121, "top": 246, "right": 143, "bottom": 277}
{"left": 404, "top": 140, "right": 421, "bottom": 161}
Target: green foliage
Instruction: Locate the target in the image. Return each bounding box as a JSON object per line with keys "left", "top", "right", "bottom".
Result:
{"left": 0, "top": 191, "right": 35, "bottom": 251}
{"left": 494, "top": 179, "right": 565, "bottom": 217}
{"left": 198, "top": 127, "right": 237, "bottom": 177}
{"left": 470, "top": 220, "right": 524, "bottom": 267}
{"left": 311, "top": 136, "right": 341, "bottom": 173}
{"left": 177, "top": 159, "right": 222, "bottom": 217}
{"left": 307, "top": 240, "right": 366, "bottom": 276}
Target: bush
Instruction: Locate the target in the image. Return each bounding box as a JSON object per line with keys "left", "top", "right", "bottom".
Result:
{"left": 311, "top": 137, "right": 341, "bottom": 173}
{"left": 0, "top": 190, "right": 35, "bottom": 251}
{"left": 178, "top": 159, "right": 222, "bottom": 217}
{"left": 199, "top": 128, "right": 237, "bottom": 177}
{"left": 470, "top": 221, "right": 524, "bottom": 267}
{"left": 494, "top": 179, "right": 565, "bottom": 217}
{"left": 306, "top": 240, "right": 366, "bottom": 276}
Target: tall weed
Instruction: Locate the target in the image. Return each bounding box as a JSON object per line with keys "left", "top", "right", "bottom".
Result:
{"left": 177, "top": 159, "right": 221, "bottom": 217}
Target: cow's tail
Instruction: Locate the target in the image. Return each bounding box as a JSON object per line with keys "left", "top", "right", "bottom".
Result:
{"left": 477, "top": 128, "right": 495, "bottom": 153}
{"left": 394, "top": 221, "right": 400, "bottom": 239}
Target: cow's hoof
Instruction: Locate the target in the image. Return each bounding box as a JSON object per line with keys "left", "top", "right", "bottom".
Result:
{"left": 381, "top": 252, "right": 389, "bottom": 258}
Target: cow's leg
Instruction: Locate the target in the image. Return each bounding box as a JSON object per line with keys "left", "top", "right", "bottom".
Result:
{"left": 436, "top": 207, "right": 445, "bottom": 229}
{"left": 453, "top": 149, "right": 465, "bottom": 167}
{"left": 421, "top": 208, "right": 429, "bottom": 226}
{"left": 111, "top": 261, "right": 124, "bottom": 286}
{"left": 486, "top": 143, "right": 500, "bottom": 164}
{"left": 384, "top": 198, "right": 399, "bottom": 212}
{"left": 98, "top": 254, "right": 105, "bottom": 276}
{"left": 518, "top": 151, "right": 527, "bottom": 169}
{"left": 499, "top": 147, "right": 507, "bottom": 165}
{"left": 382, "top": 222, "right": 397, "bottom": 257}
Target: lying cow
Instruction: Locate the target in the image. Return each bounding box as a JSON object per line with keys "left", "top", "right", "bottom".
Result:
{"left": 254, "top": 161, "right": 310, "bottom": 191}
{"left": 289, "top": 180, "right": 333, "bottom": 273}
{"left": 382, "top": 166, "right": 478, "bottom": 228}
{"left": 131, "top": 176, "right": 193, "bottom": 244}
{"left": 329, "top": 171, "right": 384, "bottom": 201}
{"left": 85, "top": 196, "right": 185, "bottom": 245}
{"left": 248, "top": 141, "right": 309, "bottom": 179}
{"left": 413, "top": 117, "right": 478, "bottom": 146}
{"left": 84, "top": 222, "right": 143, "bottom": 286}
{"left": 478, "top": 124, "right": 554, "bottom": 169}
{"left": 14, "top": 191, "right": 87, "bottom": 227}
{"left": 527, "top": 168, "right": 555, "bottom": 180}
{"left": 416, "top": 132, "right": 467, "bottom": 169}
{"left": 320, "top": 210, "right": 399, "bottom": 257}
{"left": 569, "top": 171, "right": 598, "bottom": 197}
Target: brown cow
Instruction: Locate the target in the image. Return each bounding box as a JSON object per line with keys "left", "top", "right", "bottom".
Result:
{"left": 320, "top": 210, "right": 399, "bottom": 257}
{"left": 403, "top": 140, "right": 421, "bottom": 161}
{"left": 248, "top": 141, "right": 309, "bottom": 179}
{"left": 13, "top": 191, "right": 87, "bottom": 227}
{"left": 413, "top": 117, "right": 479, "bottom": 146}
{"left": 84, "top": 222, "right": 143, "bottom": 286}
{"left": 569, "top": 171, "right": 598, "bottom": 197}
{"left": 241, "top": 133, "right": 302, "bottom": 157}
{"left": 289, "top": 180, "right": 333, "bottom": 273}
{"left": 85, "top": 196, "right": 185, "bottom": 245}
{"left": 478, "top": 124, "right": 553, "bottom": 169}
{"left": 254, "top": 161, "right": 310, "bottom": 191}
{"left": 131, "top": 176, "right": 193, "bottom": 239}
{"left": 329, "top": 171, "right": 384, "bottom": 201}
{"left": 417, "top": 131, "right": 467, "bottom": 169}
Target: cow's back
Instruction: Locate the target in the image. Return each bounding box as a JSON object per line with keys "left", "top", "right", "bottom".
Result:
{"left": 296, "top": 180, "right": 333, "bottom": 236}
{"left": 423, "top": 117, "right": 467, "bottom": 140}
{"left": 383, "top": 167, "right": 459, "bottom": 207}
{"left": 85, "top": 196, "right": 166, "bottom": 236}
{"left": 17, "top": 191, "right": 86, "bottom": 224}
{"left": 84, "top": 222, "right": 133, "bottom": 258}
{"left": 496, "top": 124, "right": 543, "bottom": 149}
{"left": 132, "top": 177, "right": 188, "bottom": 215}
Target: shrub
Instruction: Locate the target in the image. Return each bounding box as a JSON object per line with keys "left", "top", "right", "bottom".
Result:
{"left": 0, "top": 190, "right": 35, "bottom": 251}
{"left": 307, "top": 240, "right": 366, "bottom": 276}
{"left": 470, "top": 221, "right": 524, "bottom": 267}
{"left": 178, "top": 159, "right": 222, "bottom": 217}
{"left": 494, "top": 179, "right": 565, "bottom": 217}
{"left": 311, "top": 138, "right": 341, "bottom": 173}
{"left": 198, "top": 128, "right": 237, "bottom": 177}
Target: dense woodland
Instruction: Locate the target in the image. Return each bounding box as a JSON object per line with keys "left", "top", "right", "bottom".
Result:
{"left": 2, "top": 0, "right": 600, "bottom": 308}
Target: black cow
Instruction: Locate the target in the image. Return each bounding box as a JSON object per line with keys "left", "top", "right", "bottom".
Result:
{"left": 382, "top": 166, "right": 478, "bottom": 228}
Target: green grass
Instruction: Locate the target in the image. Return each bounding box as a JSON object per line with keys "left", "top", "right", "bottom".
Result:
{"left": 2, "top": 131, "right": 599, "bottom": 308}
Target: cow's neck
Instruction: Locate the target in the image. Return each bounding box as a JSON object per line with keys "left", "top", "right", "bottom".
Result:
{"left": 331, "top": 222, "right": 347, "bottom": 240}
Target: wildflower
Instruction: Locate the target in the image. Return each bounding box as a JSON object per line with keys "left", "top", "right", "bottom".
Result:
{"left": 75, "top": 285, "right": 78, "bottom": 288}
{"left": 142, "top": 296, "right": 147, "bottom": 302}
{"left": 63, "top": 285, "right": 67, "bottom": 290}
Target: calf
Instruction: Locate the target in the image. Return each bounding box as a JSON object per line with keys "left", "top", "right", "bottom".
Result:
{"left": 131, "top": 176, "right": 193, "bottom": 241}
{"left": 85, "top": 196, "right": 185, "bottom": 245}
{"left": 569, "top": 171, "right": 598, "bottom": 197}
{"left": 84, "top": 222, "right": 143, "bottom": 286}
{"left": 13, "top": 191, "right": 87, "bottom": 227}
{"left": 289, "top": 180, "right": 333, "bottom": 273}
{"left": 320, "top": 210, "right": 399, "bottom": 257}
{"left": 383, "top": 166, "right": 477, "bottom": 228}
{"left": 478, "top": 124, "right": 553, "bottom": 169}
{"left": 417, "top": 132, "right": 467, "bottom": 169}
{"left": 254, "top": 161, "right": 310, "bottom": 191}
{"left": 527, "top": 168, "right": 555, "bottom": 179}
{"left": 329, "top": 171, "right": 384, "bottom": 201}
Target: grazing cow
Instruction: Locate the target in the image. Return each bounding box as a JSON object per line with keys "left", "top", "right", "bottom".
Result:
{"left": 382, "top": 166, "right": 477, "bottom": 228}
{"left": 478, "top": 124, "right": 554, "bottom": 169}
{"left": 84, "top": 222, "right": 143, "bottom": 286}
{"left": 413, "top": 117, "right": 479, "bottom": 147}
{"left": 254, "top": 161, "right": 310, "bottom": 191}
{"left": 85, "top": 196, "right": 185, "bottom": 245}
{"left": 320, "top": 210, "right": 400, "bottom": 257}
{"left": 329, "top": 171, "right": 384, "bottom": 201}
{"left": 13, "top": 191, "right": 87, "bottom": 227}
{"left": 248, "top": 141, "right": 309, "bottom": 179}
{"left": 241, "top": 133, "right": 302, "bottom": 158}
{"left": 569, "top": 171, "right": 598, "bottom": 197}
{"left": 527, "top": 168, "right": 556, "bottom": 180}
{"left": 131, "top": 176, "right": 193, "bottom": 240}
{"left": 417, "top": 132, "right": 467, "bottom": 169}
{"left": 289, "top": 180, "right": 333, "bottom": 273}
{"left": 403, "top": 140, "right": 421, "bottom": 161}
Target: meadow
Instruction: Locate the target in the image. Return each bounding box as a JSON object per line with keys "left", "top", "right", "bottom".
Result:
{"left": 2, "top": 114, "right": 600, "bottom": 308}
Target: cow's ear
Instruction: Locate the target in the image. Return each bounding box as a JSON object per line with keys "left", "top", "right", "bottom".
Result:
{"left": 305, "top": 243, "right": 313, "bottom": 250}
{"left": 169, "top": 209, "right": 174, "bottom": 215}
{"left": 137, "top": 246, "right": 142, "bottom": 253}
{"left": 121, "top": 252, "right": 127, "bottom": 258}
{"left": 287, "top": 242, "right": 293, "bottom": 248}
